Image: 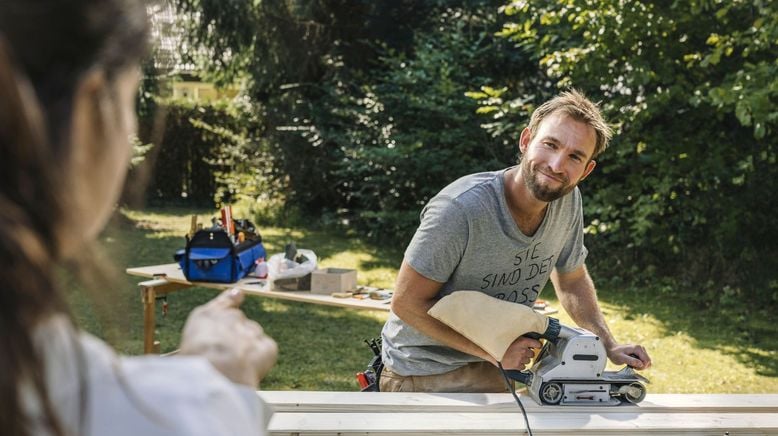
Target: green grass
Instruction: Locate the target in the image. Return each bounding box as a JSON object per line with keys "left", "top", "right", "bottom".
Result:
{"left": 68, "top": 207, "right": 778, "bottom": 393}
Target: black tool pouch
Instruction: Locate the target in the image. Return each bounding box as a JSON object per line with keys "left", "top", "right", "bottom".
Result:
{"left": 361, "top": 338, "right": 384, "bottom": 392}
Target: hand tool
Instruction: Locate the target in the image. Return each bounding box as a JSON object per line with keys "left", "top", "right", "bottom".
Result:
{"left": 428, "top": 291, "right": 649, "bottom": 406}
{"left": 506, "top": 324, "right": 649, "bottom": 405}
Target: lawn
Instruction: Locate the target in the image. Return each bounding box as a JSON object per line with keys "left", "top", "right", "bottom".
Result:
{"left": 68, "top": 207, "right": 778, "bottom": 393}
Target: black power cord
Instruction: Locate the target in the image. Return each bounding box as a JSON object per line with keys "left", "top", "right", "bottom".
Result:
{"left": 498, "top": 362, "right": 533, "bottom": 436}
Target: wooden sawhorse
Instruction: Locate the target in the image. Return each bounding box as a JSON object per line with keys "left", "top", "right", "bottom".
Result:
{"left": 139, "top": 278, "right": 191, "bottom": 353}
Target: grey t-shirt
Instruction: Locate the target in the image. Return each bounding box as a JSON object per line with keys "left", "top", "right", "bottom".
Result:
{"left": 381, "top": 168, "right": 588, "bottom": 376}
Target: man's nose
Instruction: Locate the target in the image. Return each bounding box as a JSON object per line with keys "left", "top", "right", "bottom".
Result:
{"left": 548, "top": 154, "right": 564, "bottom": 173}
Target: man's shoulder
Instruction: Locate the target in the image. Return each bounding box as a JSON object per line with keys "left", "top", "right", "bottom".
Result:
{"left": 437, "top": 170, "right": 503, "bottom": 202}
{"left": 549, "top": 186, "right": 584, "bottom": 221}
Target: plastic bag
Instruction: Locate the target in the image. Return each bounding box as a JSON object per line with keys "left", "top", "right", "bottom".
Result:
{"left": 267, "top": 248, "right": 317, "bottom": 281}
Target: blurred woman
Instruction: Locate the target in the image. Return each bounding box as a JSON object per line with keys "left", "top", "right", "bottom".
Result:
{"left": 0, "top": 0, "right": 278, "bottom": 435}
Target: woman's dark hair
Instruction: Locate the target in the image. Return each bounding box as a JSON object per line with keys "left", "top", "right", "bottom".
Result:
{"left": 0, "top": 1, "right": 147, "bottom": 435}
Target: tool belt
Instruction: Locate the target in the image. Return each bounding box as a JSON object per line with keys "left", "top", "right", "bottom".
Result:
{"left": 356, "top": 338, "right": 383, "bottom": 392}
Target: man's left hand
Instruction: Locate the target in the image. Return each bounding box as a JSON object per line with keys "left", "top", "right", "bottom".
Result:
{"left": 606, "top": 344, "right": 652, "bottom": 370}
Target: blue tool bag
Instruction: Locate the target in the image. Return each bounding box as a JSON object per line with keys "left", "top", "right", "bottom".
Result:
{"left": 179, "top": 228, "right": 266, "bottom": 283}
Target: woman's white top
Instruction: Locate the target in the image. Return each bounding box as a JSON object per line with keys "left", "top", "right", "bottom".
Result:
{"left": 24, "top": 315, "right": 272, "bottom": 436}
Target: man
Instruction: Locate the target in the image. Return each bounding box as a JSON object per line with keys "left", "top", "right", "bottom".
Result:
{"left": 380, "top": 89, "right": 652, "bottom": 393}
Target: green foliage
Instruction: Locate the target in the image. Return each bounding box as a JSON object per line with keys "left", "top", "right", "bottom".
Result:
{"left": 143, "top": 97, "right": 268, "bottom": 207}
{"left": 129, "top": 135, "right": 153, "bottom": 169}
{"left": 171, "top": 0, "right": 527, "bottom": 240}
{"left": 161, "top": 0, "right": 777, "bottom": 306}
{"left": 129, "top": 60, "right": 159, "bottom": 170}
{"left": 309, "top": 7, "right": 518, "bottom": 239}
{"left": 171, "top": 0, "right": 453, "bottom": 226}
{"left": 491, "top": 0, "right": 778, "bottom": 306}
{"left": 76, "top": 207, "right": 778, "bottom": 392}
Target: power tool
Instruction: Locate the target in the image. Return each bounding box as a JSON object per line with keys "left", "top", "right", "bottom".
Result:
{"left": 428, "top": 291, "right": 649, "bottom": 406}
{"left": 505, "top": 324, "right": 649, "bottom": 405}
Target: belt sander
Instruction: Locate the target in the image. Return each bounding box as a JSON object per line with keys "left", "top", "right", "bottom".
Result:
{"left": 429, "top": 291, "right": 649, "bottom": 405}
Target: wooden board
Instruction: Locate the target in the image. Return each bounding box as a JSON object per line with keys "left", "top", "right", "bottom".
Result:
{"left": 257, "top": 391, "right": 778, "bottom": 435}
{"left": 258, "top": 391, "right": 778, "bottom": 414}
{"left": 126, "top": 263, "right": 558, "bottom": 315}
{"left": 126, "top": 263, "right": 394, "bottom": 312}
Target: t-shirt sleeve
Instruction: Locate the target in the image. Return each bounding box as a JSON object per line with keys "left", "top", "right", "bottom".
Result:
{"left": 554, "top": 190, "right": 588, "bottom": 273}
{"left": 116, "top": 352, "right": 272, "bottom": 436}
{"left": 404, "top": 195, "right": 469, "bottom": 283}
{"left": 37, "top": 320, "right": 273, "bottom": 436}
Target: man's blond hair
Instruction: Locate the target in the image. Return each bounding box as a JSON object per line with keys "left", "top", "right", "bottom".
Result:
{"left": 527, "top": 89, "right": 613, "bottom": 159}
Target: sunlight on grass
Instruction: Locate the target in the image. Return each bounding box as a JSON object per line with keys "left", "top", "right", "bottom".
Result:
{"left": 524, "top": 290, "right": 777, "bottom": 393}
{"left": 318, "top": 251, "right": 397, "bottom": 289}
{"left": 75, "top": 207, "right": 778, "bottom": 393}
{"left": 259, "top": 300, "right": 292, "bottom": 314}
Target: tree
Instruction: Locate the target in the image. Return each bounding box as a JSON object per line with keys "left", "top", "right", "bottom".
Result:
{"left": 481, "top": 0, "right": 778, "bottom": 305}
{"left": 171, "top": 0, "right": 532, "bottom": 240}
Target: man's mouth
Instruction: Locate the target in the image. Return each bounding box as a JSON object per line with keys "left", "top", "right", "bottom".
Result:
{"left": 537, "top": 169, "right": 565, "bottom": 184}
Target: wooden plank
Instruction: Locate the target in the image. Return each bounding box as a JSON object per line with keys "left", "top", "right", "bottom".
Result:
{"left": 140, "top": 285, "right": 157, "bottom": 354}
{"left": 138, "top": 278, "right": 190, "bottom": 295}
{"left": 260, "top": 392, "right": 778, "bottom": 435}
{"left": 138, "top": 278, "right": 192, "bottom": 353}
{"left": 127, "top": 263, "right": 391, "bottom": 311}
{"left": 126, "top": 263, "right": 559, "bottom": 314}
{"left": 258, "top": 391, "right": 778, "bottom": 414}
{"left": 267, "top": 411, "right": 778, "bottom": 435}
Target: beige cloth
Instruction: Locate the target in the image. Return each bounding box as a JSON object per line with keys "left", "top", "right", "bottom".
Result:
{"left": 428, "top": 291, "right": 549, "bottom": 363}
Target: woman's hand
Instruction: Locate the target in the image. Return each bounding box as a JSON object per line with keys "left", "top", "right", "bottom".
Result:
{"left": 179, "top": 288, "right": 278, "bottom": 388}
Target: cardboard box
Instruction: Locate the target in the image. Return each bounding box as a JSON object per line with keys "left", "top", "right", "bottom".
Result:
{"left": 272, "top": 273, "right": 311, "bottom": 292}
{"left": 310, "top": 268, "right": 357, "bottom": 294}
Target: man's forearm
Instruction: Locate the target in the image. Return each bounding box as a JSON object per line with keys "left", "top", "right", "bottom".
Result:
{"left": 392, "top": 297, "right": 495, "bottom": 363}
{"left": 552, "top": 268, "right": 617, "bottom": 349}
{"left": 552, "top": 266, "right": 652, "bottom": 369}
{"left": 559, "top": 289, "right": 616, "bottom": 349}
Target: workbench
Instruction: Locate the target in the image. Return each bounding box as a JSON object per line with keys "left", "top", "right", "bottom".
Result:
{"left": 257, "top": 391, "right": 778, "bottom": 435}
{"left": 127, "top": 262, "right": 392, "bottom": 353}
{"left": 127, "top": 262, "right": 559, "bottom": 353}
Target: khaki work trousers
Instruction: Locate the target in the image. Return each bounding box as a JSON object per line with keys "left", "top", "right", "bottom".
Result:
{"left": 379, "top": 361, "right": 514, "bottom": 393}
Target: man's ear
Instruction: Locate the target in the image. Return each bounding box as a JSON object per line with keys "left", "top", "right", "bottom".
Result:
{"left": 518, "top": 127, "right": 531, "bottom": 154}
{"left": 580, "top": 159, "right": 597, "bottom": 181}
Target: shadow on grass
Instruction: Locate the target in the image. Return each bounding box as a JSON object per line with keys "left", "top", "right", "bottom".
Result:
{"left": 91, "top": 207, "right": 388, "bottom": 390}
{"left": 242, "top": 298, "right": 386, "bottom": 391}
{"left": 66, "top": 208, "right": 197, "bottom": 354}
{"left": 597, "top": 285, "right": 778, "bottom": 378}
{"left": 94, "top": 207, "right": 776, "bottom": 390}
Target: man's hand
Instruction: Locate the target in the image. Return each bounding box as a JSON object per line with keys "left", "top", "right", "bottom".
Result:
{"left": 498, "top": 336, "right": 543, "bottom": 370}
{"left": 606, "top": 343, "right": 652, "bottom": 370}
{"left": 552, "top": 266, "right": 652, "bottom": 371}
{"left": 179, "top": 288, "right": 278, "bottom": 388}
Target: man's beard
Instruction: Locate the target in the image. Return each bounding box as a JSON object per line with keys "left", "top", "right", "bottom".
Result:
{"left": 520, "top": 158, "right": 576, "bottom": 202}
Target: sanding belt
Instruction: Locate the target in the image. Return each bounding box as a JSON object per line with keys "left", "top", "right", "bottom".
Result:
{"left": 428, "top": 291, "right": 550, "bottom": 363}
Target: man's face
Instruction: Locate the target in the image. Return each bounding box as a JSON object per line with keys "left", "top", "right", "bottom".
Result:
{"left": 519, "top": 111, "right": 597, "bottom": 202}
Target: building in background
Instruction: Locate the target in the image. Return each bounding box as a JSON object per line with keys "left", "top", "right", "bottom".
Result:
{"left": 147, "top": 0, "right": 239, "bottom": 102}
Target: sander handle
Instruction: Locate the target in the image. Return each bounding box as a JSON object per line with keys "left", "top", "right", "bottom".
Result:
{"left": 501, "top": 318, "right": 564, "bottom": 387}
{"left": 531, "top": 316, "right": 562, "bottom": 342}
{"left": 505, "top": 368, "right": 533, "bottom": 385}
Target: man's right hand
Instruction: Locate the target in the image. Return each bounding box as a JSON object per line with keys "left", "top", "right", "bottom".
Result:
{"left": 499, "top": 336, "right": 543, "bottom": 370}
